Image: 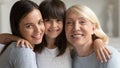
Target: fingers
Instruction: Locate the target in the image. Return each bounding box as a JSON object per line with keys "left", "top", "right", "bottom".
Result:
{"left": 24, "top": 42, "right": 33, "bottom": 50}
{"left": 104, "top": 47, "right": 111, "bottom": 59}
{"left": 105, "top": 47, "right": 112, "bottom": 55}
{"left": 96, "top": 47, "right": 111, "bottom": 63}
{"left": 21, "top": 40, "right": 26, "bottom": 48}
{"left": 100, "top": 48, "right": 107, "bottom": 63}
{"left": 96, "top": 50, "right": 103, "bottom": 63}
{"left": 16, "top": 39, "right": 33, "bottom": 50}
{"left": 16, "top": 40, "right": 21, "bottom": 46}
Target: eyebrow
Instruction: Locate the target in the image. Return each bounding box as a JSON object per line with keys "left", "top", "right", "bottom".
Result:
{"left": 66, "top": 17, "right": 86, "bottom": 20}
{"left": 24, "top": 23, "right": 33, "bottom": 26}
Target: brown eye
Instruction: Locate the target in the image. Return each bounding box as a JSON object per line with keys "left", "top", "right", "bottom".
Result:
{"left": 57, "top": 19, "right": 63, "bottom": 22}
{"left": 44, "top": 19, "right": 50, "bottom": 22}
{"left": 66, "top": 20, "right": 73, "bottom": 26}
{"left": 25, "top": 24, "right": 33, "bottom": 29}
{"left": 80, "top": 20, "right": 85, "bottom": 24}
{"left": 56, "top": 19, "right": 63, "bottom": 24}
{"left": 38, "top": 20, "right": 44, "bottom": 25}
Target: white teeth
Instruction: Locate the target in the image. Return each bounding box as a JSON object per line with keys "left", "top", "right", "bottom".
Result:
{"left": 34, "top": 35, "right": 40, "bottom": 38}
{"left": 33, "top": 35, "right": 40, "bottom": 38}
{"left": 72, "top": 34, "right": 82, "bottom": 38}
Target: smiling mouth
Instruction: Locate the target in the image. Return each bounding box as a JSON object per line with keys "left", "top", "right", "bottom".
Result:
{"left": 32, "top": 35, "right": 42, "bottom": 40}
{"left": 71, "top": 34, "right": 84, "bottom": 38}
{"left": 48, "top": 29, "right": 60, "bottom": 32}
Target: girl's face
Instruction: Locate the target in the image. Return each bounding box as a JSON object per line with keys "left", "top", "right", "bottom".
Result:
{"left": 44, "top": 19, "right": 63, "bottom": 39}
{"left": 19, "top": 9, "right": 45, "bottom": 45}
{"left": 65, "top": 11, "right": 95, "bottom": 47}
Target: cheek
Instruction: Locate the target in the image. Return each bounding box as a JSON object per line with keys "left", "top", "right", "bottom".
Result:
{"left": 44, "top": 23, "right": 49, "bottom": 29}
{"left": 19, "top": 27, "right": 32, "bottom": 39}
{"left": 65, "top": 27, "right": 71, "bottom": 36}
{"left": 60, "top": 24, "right": 63, "bottom": 27}
{"left": 60, "top": 23, "right": 63, "bottom": 27}
{"left": 41, "top": 25, "right": 45, "bottom": 32}
{"left": 45, "top": 24, "right": 50, "bottom": 29}
{"left": 65, "top": 25, "right": 72, "bottom": 31}
{"left": 84, "top": 26, "right": 94, "bottom": 35}
{"left": 60, "top": 24, "right": 63, "bottom": 30}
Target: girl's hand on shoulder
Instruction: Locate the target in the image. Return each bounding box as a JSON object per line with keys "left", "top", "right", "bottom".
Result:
{"left": 93, "top": 39, "right": 111, "bottom": 63}
{"left": 16, "top": 39, "right": 33, "bottom": 50}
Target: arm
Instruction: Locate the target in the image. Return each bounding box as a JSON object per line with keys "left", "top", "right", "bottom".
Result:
{"left": 10, "top": 42, "right": 37, "bottom": 68}
{"left": 0, "top": 33, "right": 33, "bottom": 49}
{"left": 93, "top": 39, "right": 111, "bottom": 63}
{"left": 0, "top": 33, "right": 20, "bottom": 44}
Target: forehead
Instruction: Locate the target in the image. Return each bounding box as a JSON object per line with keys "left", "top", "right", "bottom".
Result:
{"left": 26, "top": 9, "right": 41, "bottom": 18}
{"left": 66, "top": 10, "right": 90, "bottom": 21}
{"left": 21, "top": 9, "right": 42, "bottom": 21}
{"left": 66, "top": 11, "right": 83, "bottom": 19}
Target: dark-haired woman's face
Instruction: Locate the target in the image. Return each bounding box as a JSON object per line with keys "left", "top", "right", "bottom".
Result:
{"left": 19, "top": 9, "right": 45, "bottom": 45}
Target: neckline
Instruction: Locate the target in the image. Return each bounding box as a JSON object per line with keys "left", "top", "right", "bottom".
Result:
{"left": 45, "top": 47, "right": 58, "bottom": 54}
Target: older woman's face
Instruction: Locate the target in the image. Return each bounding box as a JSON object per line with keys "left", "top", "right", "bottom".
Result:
{"left": 19, "top": 9, "right": 45, "bottom": 45}
{"left": 65, "top": 11, "right": 95, "bottom": 47}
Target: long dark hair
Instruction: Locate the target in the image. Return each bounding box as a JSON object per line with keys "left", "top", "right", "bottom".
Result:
{"left": 0, "top": 0, "right": 39, "bottom": 55}
{"left": 34, "top": 0, "right": 67, "bottom": 56}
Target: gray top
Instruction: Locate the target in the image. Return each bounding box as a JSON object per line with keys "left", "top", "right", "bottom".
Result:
{"left": 0, "top": 42, "right": 37, "bottom": 68}
{"left": 72, "top": 46, "right": 120, "bottom": 68}
{"left": 0, "top": 43, "right": 4, "bottom": 52}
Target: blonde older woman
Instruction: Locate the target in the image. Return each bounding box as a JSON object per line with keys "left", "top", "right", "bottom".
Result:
{"left": 65, "top": 5, "right": 120, "bottom": 68}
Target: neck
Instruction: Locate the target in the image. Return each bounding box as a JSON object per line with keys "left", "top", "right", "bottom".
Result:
{"left": 75, "top": 40, "right": 94, "bottom": 57}
{"left": 45, "top": 37, "right": 56, "bottom": 49}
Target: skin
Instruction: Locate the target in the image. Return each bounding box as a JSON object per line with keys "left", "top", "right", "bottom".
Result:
{"left": 44, "top": 19, "right": 63, "bottom": 49}
{"left": 19, "top": 9, "right": 45, "bottom": 47}
{"left": 65, "top": 10, "right": 96, "bottom": 57}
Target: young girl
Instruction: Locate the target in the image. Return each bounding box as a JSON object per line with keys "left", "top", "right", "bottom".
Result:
{"left": 37, "top": 0, "right": 71, "bottom": 68}
{"left": 0, "top": 0, "right": 45, "bottom": 68}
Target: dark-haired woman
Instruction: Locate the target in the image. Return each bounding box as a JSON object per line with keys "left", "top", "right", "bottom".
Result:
{"left": 0, "top": 0, "right": 45, "bottom": 68}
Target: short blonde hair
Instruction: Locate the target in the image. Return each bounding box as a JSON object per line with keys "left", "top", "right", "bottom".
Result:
{"left": 66, "top": 5, "right": 109, "bottom": 43}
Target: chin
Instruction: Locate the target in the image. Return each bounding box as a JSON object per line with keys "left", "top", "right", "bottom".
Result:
{"left": 33, "top": 41, "right": 42, "bottom": 45}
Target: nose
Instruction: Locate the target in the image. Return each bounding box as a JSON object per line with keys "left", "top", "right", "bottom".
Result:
{"left": 73, "top": 21, "right": 80, "bottom": 31}
{"left": 52, "top": 20, "right": 57, "bottom": 28}
{"left": 34, "top": 25, "right": 40, "bottom": 34}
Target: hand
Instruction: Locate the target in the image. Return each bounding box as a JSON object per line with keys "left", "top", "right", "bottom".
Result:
{"left": 93, "top": 39, "right": 111, "bottom": 63}
{"left": 16, "top": 39, "right": 33, "bottom": 50}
